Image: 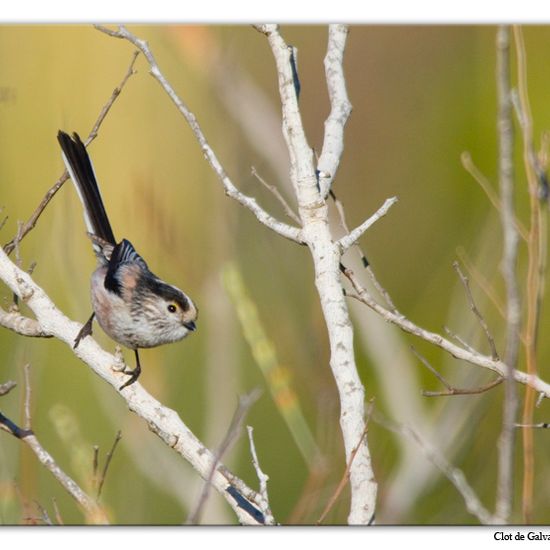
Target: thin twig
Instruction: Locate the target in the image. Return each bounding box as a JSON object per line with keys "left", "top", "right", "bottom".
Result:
{"left": 411, "top": 345, "right": 502, "bottom": 397}
{"left": 96, "top": 431, "right": 122, "bottom": 501}
{"left": 14, "top": 221, "right": 23, "bottom": 268}
{"left": 461, "top": 151, "right": 528, "bottom": 241}
{"left": 52, "top": 497, "right": 64, "bottom": 525}
{"left": 338, "top": 197, "right": 398, "bottom": 252}
{"left": 251, "top": 166, "right": 301, "bottom": 224}
{"left": 12, "top": 221, "right": 24, "bottom": 306}
{"left": 246, "top": 425, "right": 273, "bottom": 524}
{"left": 13, "top": 481, "right": 31, "bottom": 524}
{"left": 456, "top": 247, "right": 507, "bottom": 320}
{"left": 186, "top": 388, "right": 262, "bottom": 525}
{"left": 2, "top": 173, "right": 67, "bottom": 256}
{"left": 317, "top": 400, "right": 374, "bottom": 525}
{"left": 0, "top": 380, "right": 17, "bottom": 396}
{"left": 422, "top": 376, "right": 503, "bottom": 397}
{"left": 411, "top": 346, "right": 452, "bottom": 391}
{"left": 375, "top": 412, "right": 496, "bottom": 525}
{"left": 85, "top": 50, "right": 139, "bottom": 144}
{"left": 32, "top": 501, "right": 53, "bottom": 525}
{"left": 330, "top": 190, "right": 368, "bottom": 265}
{"left": 92, "top": 445, "right": 100, "bottom": 493}
{"left": 2, "top": 50, "right": 139, "bottom": 256}
{"left": 364, "top": 267, "right": 398, "bottom": 312}
{"left": 23, "top": 363, "right": 31, "bottom": 431}
{"left": 453, "top": 261, "right": 499, "bottom": 360}
{"left": 0, "top": 208, "right": 8, "bottom": 232}
{"left": 443, "top": 326, "right": 478, "bottom": 355}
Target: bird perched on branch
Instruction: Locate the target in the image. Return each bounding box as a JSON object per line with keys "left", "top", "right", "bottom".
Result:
{"left": 58, "top": 131, "right": 197, "bottom": 390}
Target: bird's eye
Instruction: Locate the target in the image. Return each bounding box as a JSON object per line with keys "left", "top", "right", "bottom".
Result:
{"left": 167, "top": 304, "right": 177, "bottom": 313}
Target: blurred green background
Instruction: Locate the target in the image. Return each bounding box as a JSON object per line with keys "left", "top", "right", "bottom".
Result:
{"left": 1, "top": 25, "right": 550, "bottom": 525}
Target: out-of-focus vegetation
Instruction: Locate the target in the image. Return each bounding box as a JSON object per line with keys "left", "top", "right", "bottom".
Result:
{"left": 1, "top": 25, "right": 550, "bottom": 525}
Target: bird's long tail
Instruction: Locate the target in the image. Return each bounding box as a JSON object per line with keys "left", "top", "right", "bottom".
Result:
{"left": 57, "top": 131, "right": 116, "bottom": 248}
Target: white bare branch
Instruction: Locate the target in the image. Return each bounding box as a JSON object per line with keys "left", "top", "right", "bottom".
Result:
{"left": 318, "top": 24, "right": 353, "bottom": 198}
{"left": 247, "top": 425, "right": 273, "bottom": 525}
{"left": 260, "top": 25, "right": 319, "bottom": 210}
{"left": 0, "top": 306, "right": 51, "bottom": 337}
{"left": 260, "top": 24, "right": 378, "bottom": 524}
{"left": 338, "top": 196, "right": 398, "bottom": 252}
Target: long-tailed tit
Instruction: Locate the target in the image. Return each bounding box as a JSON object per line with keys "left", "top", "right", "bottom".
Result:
{"left": 58, "top": 131, "right": 198, "bottom": 390}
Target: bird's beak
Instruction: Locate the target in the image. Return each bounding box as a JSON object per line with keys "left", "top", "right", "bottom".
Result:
{"left": 184, "top": 321, "right": 197, "bottom": 332}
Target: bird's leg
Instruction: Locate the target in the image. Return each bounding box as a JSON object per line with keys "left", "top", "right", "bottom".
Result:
{"left": 119, "top": 349, "right": 142, "bottom": 390}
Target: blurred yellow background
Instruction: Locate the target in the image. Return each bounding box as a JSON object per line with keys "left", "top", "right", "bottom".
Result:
{"left": 1, "top": 25, "right": 550, "bottom": 524}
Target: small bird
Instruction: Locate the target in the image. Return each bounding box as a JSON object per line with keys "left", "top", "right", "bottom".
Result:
{"left": 57, "top": 131, "right": 198, "bottom": 390}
